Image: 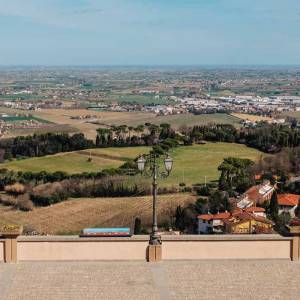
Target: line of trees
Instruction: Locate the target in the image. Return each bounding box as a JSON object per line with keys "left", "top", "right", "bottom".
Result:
{"left": 2, "top": 122, "right": 300, "bottom": 163}
{"left": 0, "top": 133, "right": 94, "bottom": 160}
{"left": 0, "top": 167, "right": 129, "bottom": 190}
{"left": 95, "top": 123, "right": 177, "bottom": 148}
{"left": 184, "top": 123, "right": 300, "bottom": 153}
{"left": 0, "top": 123, "right": 179, "bottom": 161}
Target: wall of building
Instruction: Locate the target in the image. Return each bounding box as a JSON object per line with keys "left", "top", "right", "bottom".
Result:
{"left": 13, "top": 235, "right": 294, "bottom": 262}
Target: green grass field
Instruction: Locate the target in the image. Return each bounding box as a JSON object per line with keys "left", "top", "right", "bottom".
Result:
{"left": 86, "top": 112, "right": 241, "bottom": 129}
{"left": 1, "top": 152, "right": 122, "bottom": 174}
{"left": 165, "top": 143, "right": 264, "bottom": 186}
{"left": 1, "top": 144, "right": 264, "bottom": 185}
{"left": 148, "top": 113, "right": 241, "bottom": 129}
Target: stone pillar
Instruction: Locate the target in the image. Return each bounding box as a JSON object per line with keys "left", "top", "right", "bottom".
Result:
{"left": 286, "top": 225, "right": 300, "bottom": 261}
{"left": 4, "top": 236, "right": 18, "bottom": 263}
{"left": 2, "top": 233, "right": 21, "bottom": 263}
{"left": 291, "top": 236, "right": 300, "bottom": 261}
{"left": 147, "top": 245, "right": 162, "bottom": 262}
{"left": 4, "top": 237, "right": 18, "bottom": 263}
{"left": 1, "top": 225, "right": 22, "bottom": 263}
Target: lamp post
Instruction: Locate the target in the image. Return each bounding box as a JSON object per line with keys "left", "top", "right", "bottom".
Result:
{"left": 137, "top": 153, "right": 173, "bottom": 245}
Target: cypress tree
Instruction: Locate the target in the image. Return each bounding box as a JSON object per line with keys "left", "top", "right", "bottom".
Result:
{"left": 269, "top": 191, "right": 279, "bottom": 221}
{"left": 134, "top": 217, "right": 142, "bottom": 235}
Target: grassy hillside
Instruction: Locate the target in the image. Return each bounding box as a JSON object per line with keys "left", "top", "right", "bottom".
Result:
{"left": 1, "top": 147, "right": 150, "bottom": 174}
{"left": 1, "top": 143, "right": 264, "bottom": 185}
{"left": 0, "top": 193, "right": 196, "bottom": 234}
{"left": 164, "top": 143, "right": 264, "bottom": 186}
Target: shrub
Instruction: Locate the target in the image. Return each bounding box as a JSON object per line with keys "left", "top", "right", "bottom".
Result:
{"left": 31, "top": 182, "right": 68, "bottom": 206}
{"left": 4, "top": 183, "right": 26, "bottom": 195}
{"left": 0, "top": 194, "right": 18, "bottom": 206}
{"left": 182, "top": 186, "right": 192, "bottom": 193}
{"left": 16, "top": 194, "right": 34, "bottom": 211}
{"left": 195, "top": 185, "right": 211, "bottom": 196}
{"left": 0, "top": 193, "right": 33, "bottom": 211}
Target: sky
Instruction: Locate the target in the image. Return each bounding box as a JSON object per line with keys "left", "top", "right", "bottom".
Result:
{"left": 0, "top": 0, "right": 300, "bottom": 66}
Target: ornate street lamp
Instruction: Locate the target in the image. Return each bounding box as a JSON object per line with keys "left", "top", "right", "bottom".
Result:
{"left": 137, "top": 153, "right": 173, "bottom": 245}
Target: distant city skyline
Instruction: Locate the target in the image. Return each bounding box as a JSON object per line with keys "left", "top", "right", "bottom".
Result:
{"left": 0, "top": 0, "right": 300, "bottom": 66}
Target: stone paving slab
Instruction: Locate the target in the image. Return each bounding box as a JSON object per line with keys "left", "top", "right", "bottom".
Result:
{"left": 0, "top": 260, "right": 299, "bottom": 300}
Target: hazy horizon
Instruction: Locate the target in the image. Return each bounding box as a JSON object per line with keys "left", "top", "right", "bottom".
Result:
{"left": 0, "top": 0, "right": 299, "bottom": 66}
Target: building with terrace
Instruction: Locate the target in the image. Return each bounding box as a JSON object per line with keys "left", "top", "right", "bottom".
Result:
{"left": 237, "top": 181, "right": 275, "bottom": 209}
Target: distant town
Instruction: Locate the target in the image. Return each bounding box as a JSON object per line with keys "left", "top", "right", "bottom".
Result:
{"left": 1, "top": 67, "right": 300, "bottom": 138}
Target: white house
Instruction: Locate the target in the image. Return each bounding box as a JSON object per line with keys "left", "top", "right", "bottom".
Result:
{"left": 197, "top": 212, "right": 231, "bottom": 234}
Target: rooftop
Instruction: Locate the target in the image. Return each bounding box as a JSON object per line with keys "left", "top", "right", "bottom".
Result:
{"left": 198, "top": 212, "right": 231, "bottom": 221}
{"left": 278, "top": 194, "right": 300, "bottom": 207}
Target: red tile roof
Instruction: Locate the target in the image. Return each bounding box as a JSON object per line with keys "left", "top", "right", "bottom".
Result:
{"left": 225, "top": 211, "right": 273, "bottom": 226}
{"left": 278, "top": 194, "right": 300, "bottom": 207}
{"left": 214, "top": 212, "right": 231, "bottom": 220}
{"left": 255, "top": 174, "right": 262, "bottom": 180}
{"left": 232, "top": 208, "right": 242, "bottom": 216}
{"left": 245, "top": 207, "right": 265, "bottom": 213}
{"left": 198, "top": 212, "right": 231, "bottom": 220}
{"left": 198, "top": 214, "right": 213, "bottom": 221}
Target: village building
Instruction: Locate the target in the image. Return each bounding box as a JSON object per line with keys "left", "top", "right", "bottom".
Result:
{"left": 224, "top": 211, "right": 273, "bottom": 234}
{"left": 278, "top": 194, "right": 300, "bottom": 217}
{"left": 237, "top": 181, "right": 274, "bottom": 209}
{"left": 197, "top": 212, "right": 231, "bottom": 234}
{"left": 244, "top": 206, "right": 266, "bottom": 218}
{"left": 198, "top": 207, "right": 272, "bottom": 234}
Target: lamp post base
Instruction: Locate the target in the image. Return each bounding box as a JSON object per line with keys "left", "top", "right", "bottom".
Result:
{"left": 147, "top": 244, "right": 162, "bottom": 262}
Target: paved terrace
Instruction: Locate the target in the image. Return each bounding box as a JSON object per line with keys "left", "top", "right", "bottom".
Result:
{"left": 1, "top": 260, "right": 300, "bottom": 300}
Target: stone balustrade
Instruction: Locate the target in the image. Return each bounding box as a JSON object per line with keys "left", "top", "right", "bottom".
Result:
{"left": 1, "top": 234, "right": 299, "bottom": 263}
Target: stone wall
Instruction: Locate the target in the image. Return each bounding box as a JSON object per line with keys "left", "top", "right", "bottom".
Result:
{"left": 1, "top": 234, "right": 298, "bottom": 263}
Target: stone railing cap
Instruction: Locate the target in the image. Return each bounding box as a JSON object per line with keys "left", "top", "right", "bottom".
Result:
{"left": 17, "top": 234, "right": 292, "bottom": 242}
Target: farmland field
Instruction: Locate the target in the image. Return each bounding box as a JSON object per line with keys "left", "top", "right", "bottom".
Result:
{"left": 0, "top": 193, "right": 196, "bottom": 234}
{"left": 0, "top": 107, "right": 241, "bottom": 139}
{"left": 4, "top": 124, "right": 77, "bottom": 139}
{"left": 141, "top": 113, "right": 241, "bottom": 128}
{"left": 115, "top": 94, "right": 174, "bottom": 105}
{"left": 1, "top": 143, "right": 265, "bottom": 185}
{"left": 281, "top": 111, "right": 300, "bottom": 121}
{"left": 231, "top": 113, "right": 273, "bottom": 122}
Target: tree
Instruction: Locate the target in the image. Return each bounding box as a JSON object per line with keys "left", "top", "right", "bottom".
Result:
{"left": 134, "top": 217, "right": 142, "bottom": 235}
{"left": 218, "top": 157, "right": 254, "bottom": 191}
{"left": 269, "top": 191, "right": 279, "bottom": 222}
{"left": 175, "top": 205, "right": 186, "bottom": 231}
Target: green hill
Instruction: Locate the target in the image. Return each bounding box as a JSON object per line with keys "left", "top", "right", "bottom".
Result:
{"left": 1, "top": 143, "right": 264, "bottom": 185}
